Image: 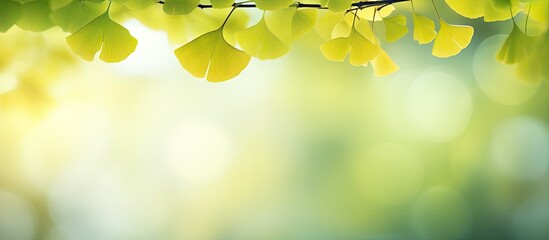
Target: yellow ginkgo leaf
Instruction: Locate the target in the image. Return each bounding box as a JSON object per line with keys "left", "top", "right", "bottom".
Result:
{"left": 175, "top": 28, "right": 251, "bottom": 82}
{"left": 413, "top": 13, "right": 436, "bottom": 44}
{"left": 432, "top": 20, "right": 474, "bottom": 58}
{"left": 265, "top": 7, "right": 318, "bottom": 44}
{"left": 253, "top": 0, "right": 294, "bottom": 10}
{"left": 320, "top": 28, "right": 381, "bottom": 66}
{"left": 383, "top": 15, "right": 408, "bottom": 43}
{"left": 497, "top": 23, "right": 535, "bottom": 64}
{"left": 0, "top": 0, "right": 21, "bottom": 32}
{"left": 316, "top": 12, "right": 345, "bottom": 40}
{"left": 235, "top": 17, "right": 289, "bottom": 60}
{"left": 163, "top": 0, "right": 200, "bottom": 15}
{"left": 354, "top": 5, "right": 395, "bottom": 22}
{"left": 371, "top": 49, "right": 399, "bottom": 77}
{"left": 210, "top": 0, "right": 234, "bottom": 8}
{"left": 124, "top": 0, "right": 157, "bottom": 10}
{"left": 319, "top": 0, "right": 352, "bottom": 12}
{"left": 444, "top": 0, "right": 520, "bottom": 22}
{"left": 66, "top": 12, "right": 138, "bottom": 62}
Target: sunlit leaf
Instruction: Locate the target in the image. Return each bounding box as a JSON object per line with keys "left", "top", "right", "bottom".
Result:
{"left": 125, "top": 0, "right": 157, "bottom": 10}
{"left": 319, "top": 0, "right": 352, "bottom": 12}
{"left": 355, "top": 5, "right": 395, "bottom": 22}
{"left": 66, "top": 12, "right": 138, "bottom": 62}
{"left": 50, "top": 0, "right": 107, "bottom": 33}
{"left": 163, "top": 0, "right": 200, "bottom": 15}
{"left": 383, "top": 15, "right": 408, "bottom": 42}
{"left": 254, "top": 0, "right": 294, "bottom": 10}
{"left": 16, "top": 0, "right": 54, "bottom": 32}
{"left": 497, "top": 23, "right": 535, "bottom": 64}
{"left": 444, "top": 0, "right": 520, "bottom": 22}
{"left": 235, "top": 17, "right": 289, "bottom": 60}
{"left": 413, "top": 13, "right": 436, "bottom": 44}
{"left": 320, "top": 28, "right": 381, "bottom": 66}
{"left": 0, "top": 0, "right": 21, "bottom": 32}
{"left": 265, "top": 7, "right": 318, "bottom": 44}
{"left": 210, "top": 0, "right": 234, "bottom": 8}
{"left": 371, "top": 49, "right": 399, "bottom": 77}
{"left": 432, "top": 20, "right": 474, "bottom": 58}
{"left": 316, "top": 12, "right": 345, "bottom": 40}
{"left": 175, "top": 28, "right": 251, "bottom": 82}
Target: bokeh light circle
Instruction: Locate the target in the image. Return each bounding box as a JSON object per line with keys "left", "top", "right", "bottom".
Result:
{"left": 473, "top": 35, "right": 540, "bottom": 106}
{"left": 405, "top": 71, "right": 473, "bottom": 143}
{"left": 0, "top": 192, "right": 36, "bottom": 240}
{"left": 411, "top": 187, "right": 472, "bottom": 240}
{"left": 512, "top": 188, "right": 549, "bottom": 240}
{"left": 489, "top": 116, "right": 549, "bottom": 181}
{"left": 354, "top": 143, "right": 423, "bottom": 205}
{"left": 0, "top": 70, "right": 18, "bottom": 94}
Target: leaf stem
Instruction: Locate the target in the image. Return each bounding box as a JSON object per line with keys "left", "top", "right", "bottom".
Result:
{"left": 157, "top": 0, "right": 410, "bottom": 10}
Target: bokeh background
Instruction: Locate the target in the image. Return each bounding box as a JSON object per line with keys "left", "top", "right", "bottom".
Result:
{"left": 1, "top": 1, "right": 549, "bottom": 240}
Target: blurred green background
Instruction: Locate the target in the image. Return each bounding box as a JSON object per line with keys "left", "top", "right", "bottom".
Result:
{"left": 1, "top": 2, "right": 549, "bottom": 240}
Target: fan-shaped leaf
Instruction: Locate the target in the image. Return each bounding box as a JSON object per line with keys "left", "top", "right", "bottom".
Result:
{"left": 444, "top": 0, "right": 520, "bottom": 22}
{"left": 432, "top": 20, "right": 474, "bottom": 58}
{"left": 265, "top": 7, "right": 318, "bottom": 44}
{"left": 50, "top": 0, "right": 107, "bottom": 33}
{"left": 16, "top": 0, "right": 54, "bottom": 32}
{"left": 210, "top": 0, "right": 234, "bottom": 8}
{"left": 163, "top": 0, "right": 199, "bottom": 15}
{"left": 0, "top": 0, "right": 21, "bottom": 32}
{"left": 384, "top": 15, "right": 408, "bottom": 42}
{"left": 175, "top": 28, "right": 251, "bottom": 82}
{"left": 319, "top": 0, "right": 352, "bottom": 12}
{"left": 236, "top": 17, "right": 289, "bottom": 60}
{"left": 254, "top": 0, "right": 294, "bottom": 10}
{"left": 66, "top": 12, "right": 138, "bottom": 62}
{"left": 413, "top": 13, "right": 436, "bottom": 44}
{"left": 316, "top": 12, "right": 345, "bottom": 40}
{"left": 372, "top": 49, "right": 399, "bottom": 77}
{"left": 320, "top": 28, "right": 381, "bottom": 66}
{"left": 497, "top": 23, "right": 535, "bottom": 64}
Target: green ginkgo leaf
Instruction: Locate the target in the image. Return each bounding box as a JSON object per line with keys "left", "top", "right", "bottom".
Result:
{"left": 383, "top": 15, "right": 408, "bottom": 43}
{"left": 16, "top": 0, "right": 54, "bottom": 32}
{"left": 319, "top": 0, "right": 352, "bottom": 12}
{"left": 265, "top": 7, "right": 318, "bottom": 44}
{"left": 163, "top": 0, "right": 199, "bottom": 15}
{"left": 444, "top": 0, "right": 520, "bottom": 22}
{"left": 210, "top": 0, "right": 234, "bottom": 8}
{"left": 497, "top": 23, "right": 535, "bottom": 64}
{"left": 0, "top": 0, "right": 21, "bottom": 32}
{"left": 320, "top": 28, "right": 381, "bottom": 66}
{"left": 254, "top": 0, "right": 294, "bottom": 10}
{"left": 174, "top": 28, "right": 251, "bottom": 82}
{"left": 66, "top": 12, "right": 138, "bottom": 62}
{"left": 124, "top": 0, "right": 157, "bottom": 10}
{"left": 50, "top": 0, "right": 107, "bottom": 33}
{"left": 235, "top": 17, "right": 290, "bottom": 60}
{"left": 371, "top": 49, "right": 399, "bottom": 77}
{"left": 432, "top": 20, "right": 474, "bottom": 58}
{"left": 316, "top": 12, "right": 345, "bottom": 40}
{"left": 413, "top": 13, "right": 436, "bottom": 44}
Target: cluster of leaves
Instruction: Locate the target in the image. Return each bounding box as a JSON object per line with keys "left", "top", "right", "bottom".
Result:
{"left": 0, "top": 0, "right": 547, "bottom": 82}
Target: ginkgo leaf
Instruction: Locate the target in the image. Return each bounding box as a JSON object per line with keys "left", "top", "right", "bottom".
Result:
{"left": 371, "top": 49, "right": 399, "bottom": 77}
{"left": 413, "top": 13, "right": 436, "bottom": 44}
{"left": 175, "top": 28, "right": 251, "bottom": 82}
{"left": 16, "top": 0, "right": 54, "bottom": 32}
{"left": 127, "top": 0, "right": 158, "bottom": 10}
{"left": 497, "top": 23, "right": 535, "bottom": 64}
{"left": 265, "top": 7, "right": 318, "bottom": 44}
{"left": 320, "top": 28, "right": 381, "bottom": 66}
{"left": 50, "top": 0, "right": 107, "bottom": 33}
{"left": 444, "top": 0, "right": 520, "bottom": 22}
{"left": 316, "top": 12, "right": 345, "bottom": 40}
{"left": 163, "top": 0, "right": 200, "bottom": 15}
{"left": 355, "top": 5, "right": 395, "bottom": 22}
{"left": 235, "top": 17, "right": 289, "bottom": 60}
{"left": 0, "top": 0, "right": 21, "bottom": 32}
{"left": 254, "top": 0, "right": 294, "bottom": 10}
{"left": 66, "top": 12, "right": 138, "bottom": 62}
{"left": 383, "top": 15, "right": 408, "bottom": 43}
{"left": 432, "top": 20, "right": 474, "bottom": 58}
{"left": 319, "top": 0, "right": 352, "bottom": 12}
{"left": 210, "top": 0, "right": 234, "bottom": 8}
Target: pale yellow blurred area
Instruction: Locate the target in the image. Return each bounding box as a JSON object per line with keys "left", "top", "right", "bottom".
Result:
{"left": 1, "top": 10, "right": 549, "bottom": 240}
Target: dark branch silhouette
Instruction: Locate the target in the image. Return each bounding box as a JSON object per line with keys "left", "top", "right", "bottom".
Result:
{"left": 156, "top": 0, "right": 411, "bottom": 10}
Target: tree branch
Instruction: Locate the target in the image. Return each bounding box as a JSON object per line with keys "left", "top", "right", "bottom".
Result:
{"left": 156, "top": 0, "right": 411, "bottom": 10}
